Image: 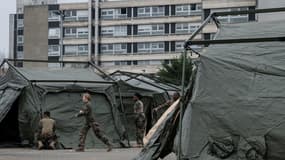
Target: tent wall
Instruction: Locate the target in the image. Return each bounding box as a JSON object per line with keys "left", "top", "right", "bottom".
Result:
{"left": 18, "top": 84, "right": 126, "bottom": 148}
{"left": 181, "top": 43, "right": 285, "bottom": 159}
{"left": 42, "top": 92, "right": 121, "bottom": 148}
{"left": 18, "top": 86, "right": 42, "bottom": 144}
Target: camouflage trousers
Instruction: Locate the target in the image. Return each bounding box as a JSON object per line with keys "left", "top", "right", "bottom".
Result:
{"left": 135, "top": 113, "right": 146, "bottom": 145}
{"left": 37, "top": 133, "right": 57, "bottom": 149}
{"left": 78, "top": 122, "right": 111, "bottom": 149}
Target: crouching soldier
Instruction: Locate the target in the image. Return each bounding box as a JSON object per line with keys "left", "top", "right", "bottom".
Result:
{"left": 75, "top": 93, "right": 112, "bottom": 152}
{"left": 37, "top": 111, "right": 57, "bottom": 150}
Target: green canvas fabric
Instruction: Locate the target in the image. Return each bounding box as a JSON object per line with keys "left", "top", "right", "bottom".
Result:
{"left": 0, "top": 67, "right": 127, "bottom": 148}
{"left": 134, "top": 20, "right": 285, "bottom": 160}
{"left": 180, "top": 21, "right": 285, "bottom": 159}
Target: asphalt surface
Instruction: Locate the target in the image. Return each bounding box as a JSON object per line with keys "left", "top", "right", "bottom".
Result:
{"left": 0, "top": 148, "right": 176, "bottom": 160}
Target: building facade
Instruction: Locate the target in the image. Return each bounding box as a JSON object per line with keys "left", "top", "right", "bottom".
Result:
{"left": 9, "top": 0, "right": 257, "bottom": 73}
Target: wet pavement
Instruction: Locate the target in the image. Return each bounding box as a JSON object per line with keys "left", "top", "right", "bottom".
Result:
{"left": 0, "top": 148, "right": 176, "bottom": 160}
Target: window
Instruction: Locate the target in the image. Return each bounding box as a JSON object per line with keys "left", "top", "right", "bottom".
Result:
{"left": 138, "top": 60, "right": 150, "bottom": 65}
{"left": 101, "top": 26, "right": 127, "bottom": 37}
{"left": 64, "top": 10, "right": 88, "bottom": 21}
{"left": 101, "top": 44, "right": 113, "bottom": 54}
{"left": 64, "top": 45, "right": 77, "bottom": 55}
{"left": 64, "top": 27, "right": 88, "bottom": 38}
{"left": 101, "top": 43, "right": 127, "bottom": 54}
{"left": 64, "top": 45, "right": 88, "bottom": 56}
{"left": 175, "top": 41, "right": 184, "bottom": 52}
{"left": 48, "top": 63, "right": 60, "bottom": 68}
{"left": 77, "top": 28, "right": 88, "bottom": 38}
{"left": 17, "top": 51, "right": 24, "bottom": 59}
{"left": 101, "top": 8, "right": 127, "bottom": 20}
{"left": 101, "top": 61, "right": 115, "bottom": 67}
{"left": 48, "top": 45, "right": 60, "bottom": 56}
{"left": 114, "top": 26, "right": 127, "bottom": 36}
{"left": 48, "top": 28, "right": 60, "bottom": 39}
{"left": 17, "top": 19, "right": 24, "bottom": 29}
{"left": 77, "top": 10, "right": 88, "bottom": 21}
{"left": 212, "top": 7, "right": 248, "bottom": 24}
{"left": 78, "top": 45, "right": 88, "bottom": 55}
{"left": 64, "top": 27, "right": 76, "bottom": 37}
{"left": 138, "top": 25, "right": 151, "bottom": 35}
{"left": 175, "top": 4, "right": 202, "bottom": 16}
{"left": 138, "top": 42, "right": 164, "bottom": 53}
{"left": 152, "top": 24, "right": 164, "bottom": 35}
{"left": 48, "top": 11, "right": 60, "bottom": 21}
{"left": 101, "top": 26, "right": 114, "bottom": 36}
{"left": 17, "top": 46, "right": 23, "bottom": 52}
{"left": 138, "top": 6, "right": 164, "bottom": 17}
{"left": 138, "top": 7, "right": 151, "bottom": 17}
{"left": 138, "top": 24, "right": 164, "bottom": 35}
{"left": 101, "top": 9, "right": 114, "bottom": 20}
{"left": 175, "top": 23, "right": 200, "bottom": 34}
{"left": 17, "top": 36, "right": 24, "bottom": 44}
{"left": 150, "top": 60, "right": 161, "bottom": 65}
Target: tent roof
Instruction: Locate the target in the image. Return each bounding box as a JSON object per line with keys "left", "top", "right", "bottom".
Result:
{"left": 15, "top": 67, "right": 106, "bottom": 82}
{"left": 110, "top": 71, "right": 179, "bottom": 93}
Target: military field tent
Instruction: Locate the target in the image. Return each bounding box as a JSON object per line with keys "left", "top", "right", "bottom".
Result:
{"left": 135, "top": 11, "right": 285, "bottom": 160}
{"left": 0, "top": 62, "right": 126, "bottom": 149}
{"left": 179, "top": 20, "right": 285, "bottom": 160}
{"left": 110, "top": 71, "right": 179, "bottom": 140}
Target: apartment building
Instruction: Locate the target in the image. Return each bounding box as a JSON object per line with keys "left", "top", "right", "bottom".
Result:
{"left": 9, "top": 0, "right": 257, "bottom": 73}
{"left": 9, "top": 0, "right": 57, "bottom": 67}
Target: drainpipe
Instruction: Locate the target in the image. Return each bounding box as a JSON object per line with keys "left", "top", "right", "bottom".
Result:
{"left": 88, "top": 0, "right": 92, "bottom": 61}
{"left": 94, "top": 0, "right": 100, "bottom": 65}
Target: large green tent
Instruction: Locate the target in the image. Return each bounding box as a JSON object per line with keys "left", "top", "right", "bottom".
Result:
{"left": 0, "top": 62, "right": 126, "bottom": 149}
{"left": 135, "top": 13, "right": 285, "bottom": 160}
{"left": 110, "top": 71, "right": 179, "bottom": 141}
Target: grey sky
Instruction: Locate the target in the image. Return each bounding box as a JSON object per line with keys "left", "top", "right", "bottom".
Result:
{"left": 0, "top": 0, "right": 87, "bottom": 58}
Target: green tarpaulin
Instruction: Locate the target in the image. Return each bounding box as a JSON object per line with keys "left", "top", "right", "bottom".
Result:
{"left": 0, "top": 67, "right": 126, "bottom": 149}
{"left": 135, "top": 20, "right": 285, "bottom": 160}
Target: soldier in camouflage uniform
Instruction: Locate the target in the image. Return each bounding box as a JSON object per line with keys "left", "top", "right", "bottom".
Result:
{"left": 37, "top": 111, "right": 57, "bottom": 150}
{"left": 75, "top": 93, "right": 112, "bottom": 152}
{"left": 133, "top": 93, "right": 146, "bottom": 147}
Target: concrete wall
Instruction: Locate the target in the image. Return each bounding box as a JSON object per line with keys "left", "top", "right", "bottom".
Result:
{"left": 258, "top": 0, "right": 285, "bottom": 22}
{"left": 23, "top": 5, "right": 49, "bottom": 68}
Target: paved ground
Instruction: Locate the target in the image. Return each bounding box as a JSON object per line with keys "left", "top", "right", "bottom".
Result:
{"left": 0, "top": 148, "right": 176, "bottom": 160}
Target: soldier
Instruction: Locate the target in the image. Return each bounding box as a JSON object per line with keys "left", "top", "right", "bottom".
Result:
{"left": 153, "top": 92, "right": 180, "bottom": 123}
{"left": 37, "top": 111, "right": 57, "bottom": 150}
{"left": 75, "top": 93, "right": 112, "bottom": 152}
{"left": 133, "top": 93, "right": 146, "bottom": 147}
{"left": 154, "top": 92, "right": 180, "bottom": 112}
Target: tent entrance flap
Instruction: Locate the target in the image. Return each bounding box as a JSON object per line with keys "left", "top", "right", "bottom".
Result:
{"left": 0, "top": 88, "right": 22, "bottom": 123}
{"left": 0, "top": 97, "right": 21, "bottom": 147}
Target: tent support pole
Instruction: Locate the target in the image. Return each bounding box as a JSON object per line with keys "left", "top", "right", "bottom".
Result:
{"left": 5, "top": 60, "right": 30, "bottom": 82}
{"left": 178, "top": 50, "right": 187, "bottom": 160}
{"left": 117, "top": 84, "right": 131, "bottom": 147}
{"left": 0, "top": 59, "right": 6, "bottom": 68}
{"left": 88, "top": 61, "right": 116, "bottom": 81}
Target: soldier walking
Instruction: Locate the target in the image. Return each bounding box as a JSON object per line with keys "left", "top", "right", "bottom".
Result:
{"left": 133, "top": 93, "right": 146, "bottom": 147}
{"left": 75, "top": 93, "right": 112, "bottom": 152}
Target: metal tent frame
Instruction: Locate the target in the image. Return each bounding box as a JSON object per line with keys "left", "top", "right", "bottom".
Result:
{"left": 110, "top": 70, "right": 180, "bottom": 94}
